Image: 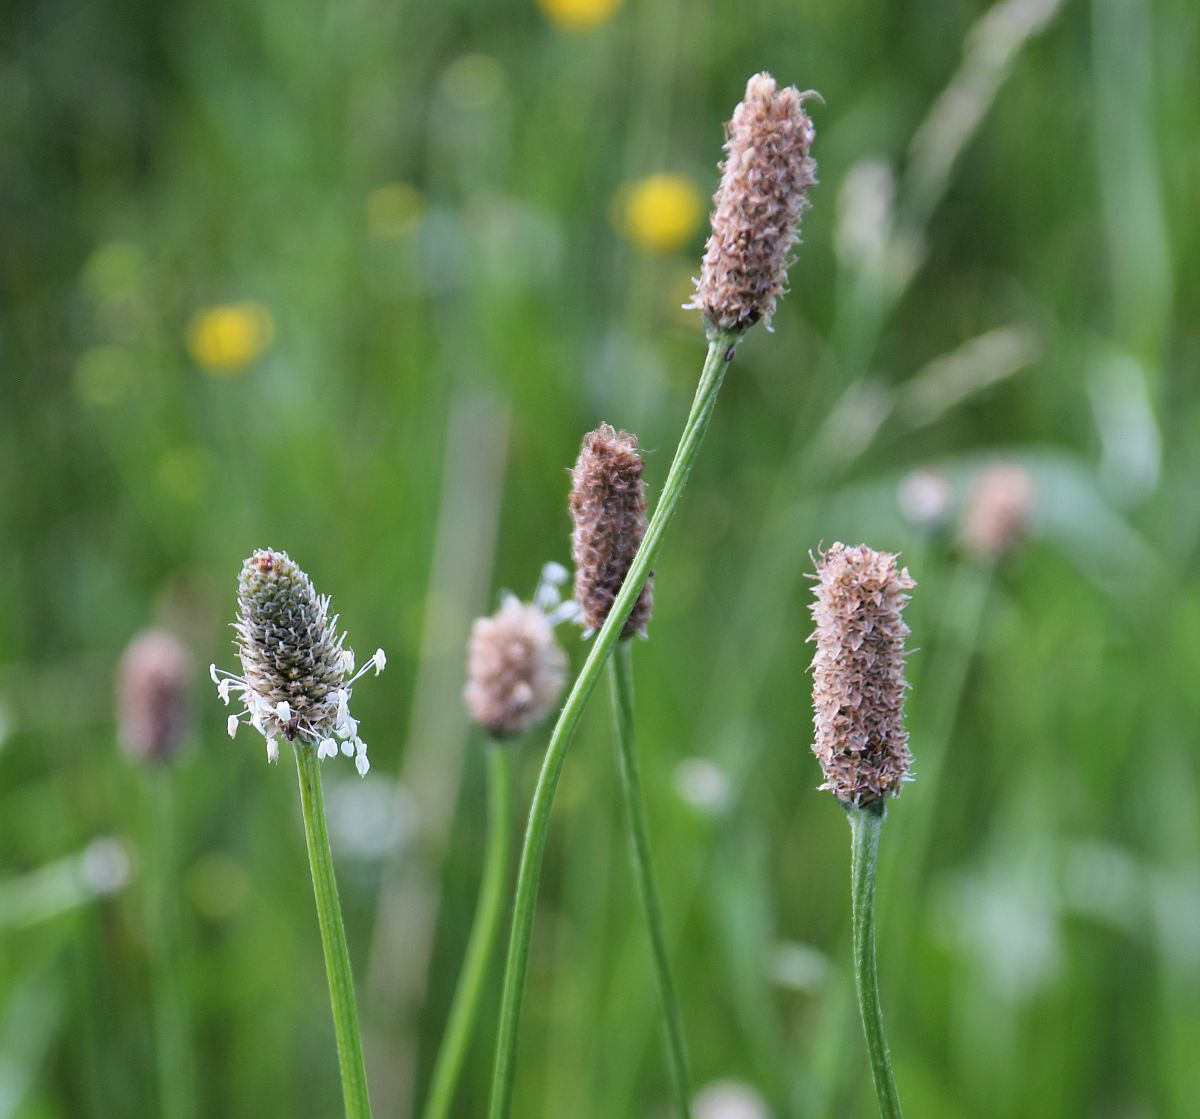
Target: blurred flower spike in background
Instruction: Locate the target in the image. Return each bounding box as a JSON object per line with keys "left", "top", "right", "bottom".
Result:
{"left": 613, "top": 174, "right": 705, "bottom": 253}
{"left": 537, "top": 0, "right": 623, "bottom": 31}
{"left": 185, "top": 301, "right": 275, "bottom": 375}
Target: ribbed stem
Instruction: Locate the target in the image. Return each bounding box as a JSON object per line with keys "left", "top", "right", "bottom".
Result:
{"left": 423, "top": 744, "right": 513, "bottom": 1119}
{"left": 293, "top": 742, "right": 372, "bottom": 1119}
{"left": 488, "top": 331, "right": 736, "bottom": 1119}
{"left": 609, "top": 639, "right": 692, "bottom": 1118}
{"left": 145, "top": 773, "right": 194, "bottom": 1119}
{"left": 848, "top": 805, "right": 903, "bottom": 1119}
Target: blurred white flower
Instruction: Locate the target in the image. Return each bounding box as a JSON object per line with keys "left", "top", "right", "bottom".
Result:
{"left": 693, "top": 1080, "right": 773, "bottom": 1119}
{"left": 81, "top": 838, "right": 133, "bottom": 895}
{"left": 673, "top": 757, "right": 731, "bottom": 815}
{"left": 326, "top": 776, "right": 419, "bottom": 860}
{"left": 897, "top": 468, "right": 952, "bottom": 527}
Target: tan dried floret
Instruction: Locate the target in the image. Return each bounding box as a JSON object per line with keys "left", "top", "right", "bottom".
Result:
{"left": 688, "top": 72, "right": 819, "bottom": 334}
{"left": 569, "top": 423, "right": 654, "bottom": 638}
{"left": 809, "top": 543, "right": 914, "bottom": 807}
{"left": 465, "top": 599, "right": 568, "bottom": 739}
{"left": 118, "top": 629, "right": 193, "bottom": 765}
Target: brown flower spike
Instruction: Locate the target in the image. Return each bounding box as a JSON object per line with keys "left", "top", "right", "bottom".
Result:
{"left": 809, "top": 544, "right": 914, "bottom": 807}
{"left": 569, "top": 424, "right": 653, "bottom": 638}
{"left": 958, "top": 462, "right": 1035, "bottom": 562}
{"left": 688, "top": 72, "right": 819, "bottom": 334}
{"left": 465, "top": 598, "right": 568, "bottom": 739}
{"left": 118, "top": 629, "right": 193, "bottom": 765}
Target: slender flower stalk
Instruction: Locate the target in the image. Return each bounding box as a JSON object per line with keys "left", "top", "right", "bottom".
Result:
{"left": 117, "top": 630, "right": 195, "bottom": 1119}
{"left": 211, "top": 550, "right": 385, "bottom": 1118}
{"left": 609, "top": 639, "right": 691, "bottom": 1118}
{"left": 422, "top": 744, "right": 512, "bottom": 1119}
{"left": 848, "top": 802, "right": 901, "bottom": 1119}
{"left": 294, "top": 741, "right": 372, "bottom": 1119}
{"left": 490, "top": 71, "right": 817, "bottom": 1119}
{"left": 490, "top": 335, "right": 730, "bottom": 1119}
{"left": 424, "top": 568, "right": 571, "bottom": 1119}
{"left": 809, "top": 543, "right": 914, "bottom": 1119}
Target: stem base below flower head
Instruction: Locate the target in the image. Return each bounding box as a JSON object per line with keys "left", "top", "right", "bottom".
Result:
{"left": 846, "top": 802, "right": 903, "bottom": 1119}
{"left": 293, "top": 741, "right": 373, "bottom": 1119}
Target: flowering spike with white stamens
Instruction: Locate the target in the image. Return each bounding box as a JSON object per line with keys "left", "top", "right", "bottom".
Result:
{"left": 464, "top": 563, "right": 573, "bottom": 740}
{"left": 210, "top": 549, "right": 386, "bottom": 777}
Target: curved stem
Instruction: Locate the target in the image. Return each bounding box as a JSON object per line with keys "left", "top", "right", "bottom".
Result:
{"left": 293, "top": 742, "right": 372, "bottom": 1119}
{"left": 609, "top": 639, "right": 692, "bottom": 1118}
{"left": 423, "top": 745, "right": 513, "bottom": 1119}
{"left": 488, "top": 331, "right": 736, "bottom": 1119}
{"left": 848, "top": 805, "right": 903, "bottom": 1119}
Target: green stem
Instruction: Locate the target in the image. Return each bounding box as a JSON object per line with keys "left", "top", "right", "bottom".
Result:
{"left": 293, "top": 742, "right": 372, "bottom": 1119}
{"left": 488, "top": 330, "right": 736, "bottom": 1119}
{"left": 145, "top": 773, "right": 193, "bottom": 1119}
{"left": 848, "top": 805, "right": 903, "bottom": 1119}
{"left": 423, "top": 744, "right": 513, "bottom": 1119}
{"left": 609, "top": 639, "right": 692, "bottom": 1118}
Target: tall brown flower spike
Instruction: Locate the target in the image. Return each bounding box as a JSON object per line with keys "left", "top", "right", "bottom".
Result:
{"left": 570, "top": 423, "right": 654, "bottom": 638}
{"left": 809, "top": 543, "right": 914, "bottom": 807}
{"left": 465, "top": 597, "right": 568, "bottom": 739}
{"left": 118, "top": 629, "right": 193, "bottom": 764}
{"left": 688, "top": 72, "right": 818, "bottom": 334}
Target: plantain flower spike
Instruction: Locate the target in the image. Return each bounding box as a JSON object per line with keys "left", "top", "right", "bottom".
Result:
{"left": 958, "top": 462, "right": 1035, "bottom": 562}
{"left": 569, "top": 423, "right": 654, "bottom": 638}
{"left": 465, "top": 563, "right": 575, "bottom": 739}
{"left": 210, "top": 549, "right": 386, "bottom": 776}
{"left": 118, "top": 629, "right": 194, "bottom": 765}
{"left": 687, "top": 72, "right": 819, "bottom": 335}
{"left": 809, "top": 543, "right": 915, "bottom": 808}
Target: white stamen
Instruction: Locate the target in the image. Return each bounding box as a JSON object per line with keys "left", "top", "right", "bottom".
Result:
{"left": 534, "top": 561, "right": 570, "bottom": 612}
{"left": 340, "top": 738, "right": 354, "bottom": 758}
{"left": 355, "top": 753, "right": 370, "bottom": 777}
{"left": 227, "top": 714, "right": 240, "bottom": 738}
{"left": 373, "top": 649, "right": 386, "bottom": 675}
{"left": 209, "top": 663, "right": 220, "bottom": 684}
{"left": 266, "top": 737, "right": 279, "bottom": 764}
{"left": 547, "top": 599, "right": 582, "bottom": 628}
{"left": 275, "top": 701, "right": 291, "bottom": 723}
{"left": 218, "top": 679, "right": 232, "bottom": 705}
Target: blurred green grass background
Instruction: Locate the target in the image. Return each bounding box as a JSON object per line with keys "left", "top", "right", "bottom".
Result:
{"left": 3, "top": 0, "right": 1200, "bottom": 1114}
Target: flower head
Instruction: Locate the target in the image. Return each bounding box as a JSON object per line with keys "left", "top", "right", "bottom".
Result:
{"left": 569, "top": 424, "right": 653, "bottom": 638}
{"left": 118, "top": 629, "right": 193, "bottom": 765}
{"left": 687, "top": 73, "right": 819, "bottom": 334}
{"left": 958, "top": 462, "right": 1035, "bottom": 562}
{"left": 211, "top": 549, "right": 386, "bottom": 776}
{"left": 186, "top": 302, "right": 274, "bottom": 375}
{"left": 465, "top": 564, "right": 574, "bottom": 739}
{"left": 809, "top": 543, "right": 914, "bottom": 808}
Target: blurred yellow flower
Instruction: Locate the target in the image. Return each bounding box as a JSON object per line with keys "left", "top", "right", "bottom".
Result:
{"left": 614, "top": 173, "right": 705, "bottom": 253}
{"left": 185, "top": 302, "right": 274, "bottom": 375}
{"left": 366, "top": 182, "right": 425, "bottom": 240}
{"left": 538, "top": 0, "right": 623, "bottom": 31}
